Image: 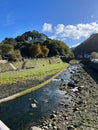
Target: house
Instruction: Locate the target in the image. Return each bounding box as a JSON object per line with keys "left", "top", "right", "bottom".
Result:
{"left": 78, "top": 54, "right": 91, "bottom": 59}
{"left": 27, "top": 37, "right": 32, "bottom": 42}
{"left": 27, "top": 36, "right": 47, "bottom": 42}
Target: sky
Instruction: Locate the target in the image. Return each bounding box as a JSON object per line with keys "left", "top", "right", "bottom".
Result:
{"left": 0, "top": 0, "right": 98, "bottom": 47}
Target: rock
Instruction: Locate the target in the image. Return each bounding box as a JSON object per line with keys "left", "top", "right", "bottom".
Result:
{"left": 67, "top": 125, "right": 74, "bottom": 130}
{"left": 48, "top": 123, "right": 52, "bottom": 127}
{"left": 33, "top": 99, "right": 38, "bottom": 104}
{"left": 29, "top": 98, "right": 32, "bottom": 101}
{"left": 52, "top": 122, "right": 56, "bottom": 126}
{"left": 68, "top": 82, "right": 75, "bottom": 88}
{"left": 59, "top": 85, "right": 67, "bottom": 90}
{"left": 50, "top": 114, "right": 57, "bottom": 119}
{"left": 43, "top": 99, "right": 48, "bottom": 103}
{"left": 30, "top": 126, "right": 43, "bottom": 130}
{"left": 43, "top": 126, "right": 48, "bottom": 129}
{"left": 53, "top": 126, "right": 57, "bottom": 129}
{"left": 73, "top": 107, "right": 79, "bottom": 112}
{"left": 59, "top": 102, "right": 65, "bottom": 106}
{"left": 64, "top": 104, "right": 69, "bottom": 108}
{"left": 71, "top": 87, "right": 78, "bottom": 92}
{"left": 31, "top": 103, "right": 37, "bottom": 108}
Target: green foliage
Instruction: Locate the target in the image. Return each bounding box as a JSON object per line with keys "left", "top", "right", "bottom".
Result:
{"left": 15, "top": 30, "right": 47, "bottom": 42}
{"left": 0, "top": 54, "right": 2, "bottom": 60}
{"left": 43, "top": 39, "right": 74, "bottom": 57}
{"left": 8, "top": 50, "right": 22, "bottom": 61}
{"left": 0, "top": 30, "right": 74, "bottom": 59}
{"left": 2, "top": 38, "right": 17, "bottom": 45}
{"left": 0, "top": 44, "right": 22, "bottom": 61}
{"left": 67, "top": 50, "right": 74, "bottom": 58}
{"left": 0, "top": 44, "right": 14, "bottom": 58}
{"left": 18, "top": 42, "right": 31, "bottom": 57}
{"left": 69, "top": 59, "right": 80, "bottom": 65}
{"left": 73, "top": 33, "right": 98, "bottom": 57}
{"left": 15, "top": 50, "right": 22, "bottom": 61}
{"left": 91, "top": 52, "right": 98, "bottom": 59}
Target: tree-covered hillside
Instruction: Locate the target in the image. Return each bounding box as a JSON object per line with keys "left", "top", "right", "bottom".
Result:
{"left": 0, "top": 30, "right": 74, "bottom": 61}
{"left": 73, "top": 33, "right": 98, "bottom": 58}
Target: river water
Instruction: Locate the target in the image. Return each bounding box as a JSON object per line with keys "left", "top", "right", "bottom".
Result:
{"left": 0, "top": 64, "right": 80, "bottom": 130}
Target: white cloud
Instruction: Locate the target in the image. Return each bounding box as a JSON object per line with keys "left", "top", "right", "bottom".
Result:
{"left": 49, "top": 35, "right": 57, "bottom": 39}
{"left": 70, "top": 43, "right": 81, "bottom": 48}
{"left": 42, "top": 23, "right": 52, "bottom": 32}
{"left": 54, "top": 24, "right": 65, "bottom": 34}
{"left": 63, "top": 22, "right": 98, "bottom": 39}
{"left": 42, "top": 22, "right": 98, "bottom": 40}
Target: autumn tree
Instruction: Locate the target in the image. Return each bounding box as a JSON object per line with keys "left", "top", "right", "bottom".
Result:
{"left": 41, "top": 45, "right": 49, "bottom": 57}
{"left": 30, "top": 43, "right": 41, "bottom": 57}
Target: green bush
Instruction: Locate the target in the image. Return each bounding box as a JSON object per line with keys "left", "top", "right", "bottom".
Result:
{"left": 7, "top": 50, "right": 22, "bottom": 62}
{"left": 0, "top": 54, "right": 2, "bottom": 60}
{"left": 69, "top": 59, "right": 80, "bottom": 65}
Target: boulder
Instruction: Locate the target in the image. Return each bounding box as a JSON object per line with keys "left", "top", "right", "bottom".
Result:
{"left": 68, "top": 82, "right": 75, "bottom": 88}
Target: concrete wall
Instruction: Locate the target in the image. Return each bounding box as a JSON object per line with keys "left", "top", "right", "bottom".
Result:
{"left": 0, "top": 120, "right": 10, "bottom": 130}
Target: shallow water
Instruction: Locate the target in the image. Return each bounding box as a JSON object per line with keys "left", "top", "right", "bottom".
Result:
{"left": 0, "top": 64, "right": 80, "bottom": 130}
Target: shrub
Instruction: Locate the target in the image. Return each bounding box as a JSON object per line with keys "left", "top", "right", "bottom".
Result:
{"left": 0, "top": 54, "right": 2, "bottom": 60}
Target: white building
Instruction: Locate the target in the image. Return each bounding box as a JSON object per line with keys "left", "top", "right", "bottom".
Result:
{"left": 27, "top": 36, "right": 47, "bottom": 42}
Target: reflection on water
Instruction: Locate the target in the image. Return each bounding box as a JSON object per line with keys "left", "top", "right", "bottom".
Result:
{"left": 0, "top": 64, "right": 80, "bottom": 130}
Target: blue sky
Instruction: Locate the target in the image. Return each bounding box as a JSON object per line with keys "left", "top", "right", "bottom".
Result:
{"left": 0, "top": 0, "right": 98, "bottom": 47}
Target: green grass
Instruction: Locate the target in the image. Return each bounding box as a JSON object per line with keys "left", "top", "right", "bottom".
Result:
{"left": 0, "top": 62, "right": 69, "bottom": 85}
{"left": 0, "top": 63, "right": 13, "bottom": 72}
{"left": 12, "top": 57, "right": 62, "bottom": 68}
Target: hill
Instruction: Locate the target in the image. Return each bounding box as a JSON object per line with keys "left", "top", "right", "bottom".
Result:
{"left": 73, "top": 33, "right": 98, "bottom": 58}
{"left": 0, "top": 30, "right": 74, "bottom": 61}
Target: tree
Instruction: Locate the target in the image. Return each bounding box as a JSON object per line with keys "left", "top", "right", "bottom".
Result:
{"left": 91, "top": 52, "right": 98, "bottom": 59}
{"left": 41, "top": 46, "right": 49, "bottom": 57}
{"left": 30, "top": 43, "right": 41, "bottom": 57}
{"left": 0, "top": 54, "right": 2, "bottom": 60}
{"left": 19, "top": 42, "right": 31, "bottom": 57}
{"left": 0, "top": 30, "right": 73, "bottom": 58}
{"left": 15, "top": 50, "right": 22, "bottom": 61}
{"left": 2, "top": 38, "right": 17, "bottom": 46}
{"left": 7, "top": 50, "right": 22, "bottom": 62}
{"left": 43, "top": 39, "right": 73, "bottom": 57}
{"left": 0, "top": 44, "right": 14, "bottom": 58}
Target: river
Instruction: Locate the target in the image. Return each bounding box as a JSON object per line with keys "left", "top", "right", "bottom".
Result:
{"left": 0, "top": 64, "right": 80, "bottom": 130}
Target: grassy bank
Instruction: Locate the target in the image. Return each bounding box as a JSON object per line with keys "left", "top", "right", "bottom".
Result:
{"left": 0, "top": 58, "right": 69, "bottom": 85}
{"left": 0, "top": 70, "right": 65, "bottom": 103}
{"left": 0, "top": 58, "right": 69, "bottom": 102}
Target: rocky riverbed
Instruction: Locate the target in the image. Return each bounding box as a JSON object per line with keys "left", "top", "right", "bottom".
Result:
{"left": 32, "top": 64, "right": 98, "bottom": 130}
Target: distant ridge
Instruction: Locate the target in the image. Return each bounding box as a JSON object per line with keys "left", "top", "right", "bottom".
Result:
{"left": 73, "top": 33, "right": 98, "bottom": 57}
